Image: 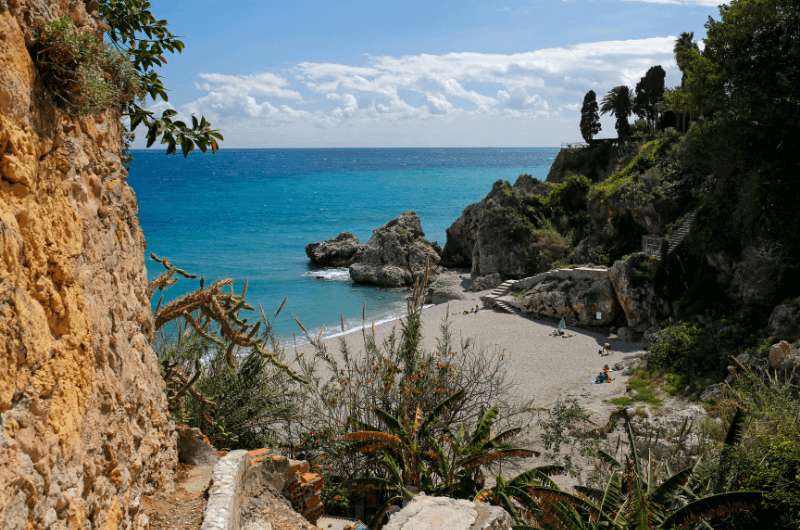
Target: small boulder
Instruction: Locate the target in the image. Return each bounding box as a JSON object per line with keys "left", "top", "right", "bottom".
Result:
{"left": 768, "top": 297, "right": 800, "bottom": 340}
{"left": 176, "top": 424, "right": 218, "bottom": 465}
{"left": 384, "top": 495, "right": 512, "bottom": 530}
{"left": 768, "top": 340, "right": 793, "bottom": 369}
{"left": 305, "top": 232, "right": 364, "bottom": 267}
{"left": 700, "top": 383, "right": 724, "bottom": 402}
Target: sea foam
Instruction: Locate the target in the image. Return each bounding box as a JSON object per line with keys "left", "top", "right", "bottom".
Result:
{"left": 302, "top": 268, "right": 351, "bottom": 281}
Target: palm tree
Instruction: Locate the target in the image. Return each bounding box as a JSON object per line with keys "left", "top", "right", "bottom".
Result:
{"left": 600, "top": 86, "right": 633, "bottom": 141}
{"left": 513, "top": 410, "right": 764, "bottom": 529}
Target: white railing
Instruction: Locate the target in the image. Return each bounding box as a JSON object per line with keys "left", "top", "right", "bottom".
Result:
{"left": 560, "top": 142, "right": 589, "bottom": 149}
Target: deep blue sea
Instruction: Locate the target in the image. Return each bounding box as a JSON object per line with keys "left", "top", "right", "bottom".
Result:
{"left": 128, "top": 148, "right": 558, "bottom": 338}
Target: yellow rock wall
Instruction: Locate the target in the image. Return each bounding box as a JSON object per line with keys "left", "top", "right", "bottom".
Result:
{"left": 0, "top": 2, "right": 176, "bottom": 528}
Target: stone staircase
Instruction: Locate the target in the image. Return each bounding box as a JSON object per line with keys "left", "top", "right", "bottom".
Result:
{"left": 482, "top": 279, "right": 520, "bottom": 314}
{"left": 667, "top": 211, "right": 697, "bottom": 255}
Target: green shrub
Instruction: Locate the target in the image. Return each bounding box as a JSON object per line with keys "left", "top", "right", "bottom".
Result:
{"left": 590, "top": 137, "right": 674, "bottom": 199}
{"left": 707, "top": 370, "right": 800, "bottom": 529}
{"left": 531, "top": 223, "right": 572, "bottom": 270}
{"left": 648, "top": 320, "right": 754, "bottom": 388}
{"left": 546, "top": 174, "right": 592, "bottom": 241}
{"left": 648, "top": 322, "right": 708, "bottom": 379}
{"left": 32, "top": 17, "right": 140, "bottom": 114}
{"left": 547, "top": 174, "right": 592, "bottom": 212}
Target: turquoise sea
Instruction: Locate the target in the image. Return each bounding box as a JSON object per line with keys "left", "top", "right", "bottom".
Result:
{"left": 128, "top": 148, "right": 558, "bottom": 338}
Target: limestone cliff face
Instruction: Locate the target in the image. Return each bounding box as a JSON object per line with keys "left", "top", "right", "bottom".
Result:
{"left": 0, "top": 2, "right": 176, "bottom": 528}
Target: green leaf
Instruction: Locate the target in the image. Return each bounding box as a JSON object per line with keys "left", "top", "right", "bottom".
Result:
{"left": 658, "top": 491, "right": 764, "bottom": 529}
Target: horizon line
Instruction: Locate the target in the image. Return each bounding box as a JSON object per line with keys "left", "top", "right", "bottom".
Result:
{"left": 129, "top": 145, "right": 570, "bottom": 151}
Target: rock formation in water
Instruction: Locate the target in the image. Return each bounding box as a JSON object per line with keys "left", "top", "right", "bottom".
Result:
{"left": 348, "top": 211, "right": 441, "bottom": 287}
{"left": 305, "top": 231, "right": 364, "bottom": 267}
{"left": 0, "top": 3, "right": 175, "bottom": 527}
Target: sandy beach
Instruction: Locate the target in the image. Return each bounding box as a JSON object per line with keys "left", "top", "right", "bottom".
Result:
{"left": 293, "top": 287, "right": 644, "bottom": 421}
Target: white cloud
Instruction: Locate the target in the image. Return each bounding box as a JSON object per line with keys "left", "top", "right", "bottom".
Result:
{"left": 165, "top": 36, "right": 681, "bottom": 147}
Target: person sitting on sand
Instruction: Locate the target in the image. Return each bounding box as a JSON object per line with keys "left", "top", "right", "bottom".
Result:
{"left": 595, "top": 365, "right": 613, "bottom": 384}
{"left": 602, "top": 342, "right": 611, "bottom": 356}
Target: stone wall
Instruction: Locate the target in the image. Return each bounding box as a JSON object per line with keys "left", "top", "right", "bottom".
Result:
{"left": 0, "top": 2, "right": 176, "bottom": 528}
{"left": 201, "top": 448, "right": 320, "bottom": 530}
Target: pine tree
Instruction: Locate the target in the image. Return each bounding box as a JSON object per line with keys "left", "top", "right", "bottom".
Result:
{"left": 579, "top": 90, "right": 601, "bottom": 143}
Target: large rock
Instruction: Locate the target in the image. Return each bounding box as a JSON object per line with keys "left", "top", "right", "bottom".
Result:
{"left": 727, "top": 243, "right": 788, "bottom": 308}
{"left": 305, "top": 232, "right": 364, "bottom": 267}
{"left": 425, "top": 270, "right": 468, "bottom": 304}
{"left": 768, "top": 297, "right": 800, "bottom": 340}
{"left": 442, "top": 175, "right": 568, "bottom": 288}
{"left": 0, "top": 4, "right": 175, "bottom": 527}
{"left": 384, "top": 495, "right": 512, "bottom": 530}
{"left": 608, "top": 253, "right": 665, "bottom": 333}
{"left": 349, "top": 212, "right": 441, "bottom": 287}
{"left": 546, "top": 142, "right": 620, "bottom": 183}
{"left": 519, "top": 267, "right": 621, "bottom": 327}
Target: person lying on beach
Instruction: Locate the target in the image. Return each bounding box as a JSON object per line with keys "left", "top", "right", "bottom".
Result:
{"left": 594, "top": 365, "right": 613, "bottom": 384}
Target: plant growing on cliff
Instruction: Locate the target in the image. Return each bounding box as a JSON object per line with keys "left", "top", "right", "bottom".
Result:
{"left": 32, "top": 17, "right": 141, "bottom": 114}
{"left": 32, "top": 1, "right": 223, "bottom": 156}
{"left": 580, "top": 90, "right": 602, "bottom": 144}
{"left": 100, "top": 0, "right": 223, "bottom": 156}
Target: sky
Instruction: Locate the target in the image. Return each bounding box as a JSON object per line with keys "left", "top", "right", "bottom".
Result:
{"left": 138, "top": 0, "right": 726, "bottom": 148}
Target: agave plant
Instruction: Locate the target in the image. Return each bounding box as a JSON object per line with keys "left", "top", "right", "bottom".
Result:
{"left": 475, "top": 464, "right": 566, "bottom": 524}
{"left": 515, "top": 410, "right": 763, "bottom": 529}
{"left": 342, "top": 390, "right": 535, "bottom": 527}
{"left": 427, "top": 405, "right": 537, "bottom": 499}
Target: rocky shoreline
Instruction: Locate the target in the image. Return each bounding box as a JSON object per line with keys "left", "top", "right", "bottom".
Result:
{"left": 304, "top": 189, "right": 665, "bottom": 339}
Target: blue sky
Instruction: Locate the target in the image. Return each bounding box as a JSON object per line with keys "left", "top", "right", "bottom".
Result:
{"left": 141, "top": 0, "right": 724, "bottom": 147}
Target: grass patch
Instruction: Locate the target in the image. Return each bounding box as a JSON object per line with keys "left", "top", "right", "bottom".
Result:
{"left": 607, "top": 370, "right": 665, "bottom": 407}
{"left": 589, "top": 138, "right": 673, "bottom": 199}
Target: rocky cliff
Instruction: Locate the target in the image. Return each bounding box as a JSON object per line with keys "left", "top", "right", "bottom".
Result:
{"left": 545, "top": 141, "right": 622, "bottom": 183}
{"left": 442, "top": 175, "right": 569, "bottom": 289}
{"left": 0, "top": 2, "right": 175, "bottom": 528}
